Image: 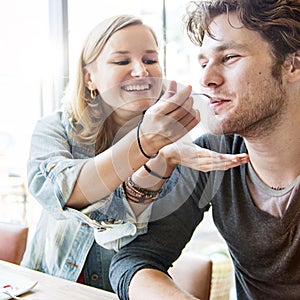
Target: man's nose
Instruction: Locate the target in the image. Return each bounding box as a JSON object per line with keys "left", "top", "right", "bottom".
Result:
{"left": 200, "top": 63, "right": 224, "bottom": 88}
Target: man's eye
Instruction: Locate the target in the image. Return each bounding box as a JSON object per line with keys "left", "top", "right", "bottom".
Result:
{"left": 223, "top": 55, "right": 240, "bottom": 63}
{"left": 199, "top": 61, "right": 208, "bottom": 68}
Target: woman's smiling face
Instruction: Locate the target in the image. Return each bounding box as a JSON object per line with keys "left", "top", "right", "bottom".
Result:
{"left": 85, "top": 24, "right": 163, "bottom": 116}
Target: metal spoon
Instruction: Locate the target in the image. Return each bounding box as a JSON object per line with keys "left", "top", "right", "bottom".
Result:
{"left": 191, "top": 92, "right": 212, "bottom": 100}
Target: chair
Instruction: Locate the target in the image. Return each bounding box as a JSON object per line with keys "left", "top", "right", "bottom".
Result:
{"left": 169, "top": 252, "right": 212, "bottom": 300}
{"left": 0, "top": 222, "right": 29, "bottom": 264}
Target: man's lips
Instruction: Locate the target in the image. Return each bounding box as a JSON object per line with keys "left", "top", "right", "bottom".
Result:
{"left": 207, "top": 97, "right": 231, "bottom": 113}
{"left": 192, "top": 93, "right": 230, "bottom": 104}
{"left": 210, "top": 97, "right": 231, "bottom": 104}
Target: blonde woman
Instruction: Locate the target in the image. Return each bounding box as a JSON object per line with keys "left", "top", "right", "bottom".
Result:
{"left": 22, "top": 15, "right": 247, "bottom": 291}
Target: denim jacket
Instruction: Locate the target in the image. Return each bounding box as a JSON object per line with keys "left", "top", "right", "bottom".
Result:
{"left": 21, "top": 108, "right": 152, "bottom": 281}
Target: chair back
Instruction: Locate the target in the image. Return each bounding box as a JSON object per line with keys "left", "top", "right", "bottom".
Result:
{"left": 0, "top": 222, "right": 28, "bottom": 264}
{"left": 169, "top": 252, "right": 212, "bottom": 300}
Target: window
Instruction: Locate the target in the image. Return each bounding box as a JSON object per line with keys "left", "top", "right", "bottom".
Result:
{"left": 67, "top": 0, "right": 200, "bottom": 88}
{"left": 0, "top": 0, "right": 48, "bottom": 174}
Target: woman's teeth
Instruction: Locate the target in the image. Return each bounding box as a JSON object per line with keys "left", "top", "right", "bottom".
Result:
{"left": 122, "top": 84, "right": 150, "bottom": 91}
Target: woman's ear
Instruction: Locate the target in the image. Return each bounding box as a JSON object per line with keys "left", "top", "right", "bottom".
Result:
{"left": 84, "top": 66, "right": 95, "bottom": 90}
{"left": 84, "top": 72, "right": 93, "bottom": 89}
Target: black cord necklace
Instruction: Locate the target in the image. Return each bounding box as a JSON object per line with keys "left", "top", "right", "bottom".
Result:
{"left": 270, "top": 186, "right": 286, "bottom": 191}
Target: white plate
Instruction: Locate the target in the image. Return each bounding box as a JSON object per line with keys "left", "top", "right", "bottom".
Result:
{"left": 0, "top": 280, "right": 38, "bottom": 299}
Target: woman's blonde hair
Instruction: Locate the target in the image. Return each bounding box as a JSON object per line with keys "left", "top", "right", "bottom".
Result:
{"left": 64, "top": 15, "right": 159, "bottom": 155}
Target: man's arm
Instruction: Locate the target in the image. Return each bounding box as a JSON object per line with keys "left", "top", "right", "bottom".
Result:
{"left": 128, "top": 268, "right": 198, "bottom": 300}
{"left": 110, "top": 167, "right": 210, "bottom": 300}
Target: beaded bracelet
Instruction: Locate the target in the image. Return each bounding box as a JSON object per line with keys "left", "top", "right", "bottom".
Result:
{"left": 137, "top": 118, "right": 159, "bottom": 159}
{"left": 143, "top": 163, "right": 171, "bottom": 180}
{"left": 124, "top": 183, "right": 158, "bottom": 204}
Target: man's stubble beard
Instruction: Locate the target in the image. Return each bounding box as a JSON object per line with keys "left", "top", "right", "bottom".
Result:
{"left": 206, "top": 70, "right": 287, "bottom": 139}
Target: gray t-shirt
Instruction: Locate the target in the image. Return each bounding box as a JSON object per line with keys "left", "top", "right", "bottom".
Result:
{"left": 247, "top": 161, "right": 299, "bottom": 218}
{"left": 110, "top": 134, "right": 300, "bottom": 300}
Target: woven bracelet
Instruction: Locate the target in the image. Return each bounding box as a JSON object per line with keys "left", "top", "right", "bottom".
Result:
{"left": 128, "top": 176, "right": 162, "bottom": 195}
{"left": 143, "top": 163, "right": 170, "bottom": 180}
{"left": 123, "top": 178, "right": 161, "bottom": 204}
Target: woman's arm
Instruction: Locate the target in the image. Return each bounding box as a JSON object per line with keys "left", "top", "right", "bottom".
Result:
{"left": 67, "top": 81, "right": 199, "bottom": 209}
{"left": 127, "top": 138, "right": 249, "bottom": 215}
{"left": 131, "top": 140, "right": 249, "bottom": 190}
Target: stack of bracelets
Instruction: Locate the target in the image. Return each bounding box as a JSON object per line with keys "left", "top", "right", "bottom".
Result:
{"left": 123, "top": 116, "right": 171, "bottom": 204}
{"left": 123, "top": 177, "right": 161, "bottom": 204}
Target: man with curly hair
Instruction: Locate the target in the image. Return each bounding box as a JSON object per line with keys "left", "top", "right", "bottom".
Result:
{"left": 110, "top": 1, "right": 300, "bottom": 299}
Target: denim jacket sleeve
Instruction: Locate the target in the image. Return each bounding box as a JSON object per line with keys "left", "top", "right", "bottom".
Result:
{"left": 27, "top": 111, "right": 89, "bottom": 216}
{"left": 27, "top": 110, "right": 153, "bottom": 251}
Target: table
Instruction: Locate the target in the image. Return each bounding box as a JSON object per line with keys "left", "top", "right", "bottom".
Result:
{"left": 0, "top": 260, "right": 119, "bottom": 299}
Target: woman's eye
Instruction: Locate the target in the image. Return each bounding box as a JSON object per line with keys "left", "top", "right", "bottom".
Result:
{"left": 114, "top": 60, "right": 129, "bottom": 65}
{"left": 143, "top": 59, "right": 158, "bottom": 65}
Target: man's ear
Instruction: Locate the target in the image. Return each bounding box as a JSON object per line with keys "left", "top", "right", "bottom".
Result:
{"left": 288, "top": 50, "right": 300, "bottom": 82}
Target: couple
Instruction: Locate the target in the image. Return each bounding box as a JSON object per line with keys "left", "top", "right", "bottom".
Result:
{"left": 24, "top": 0, "right": 300, "bottom": 299}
